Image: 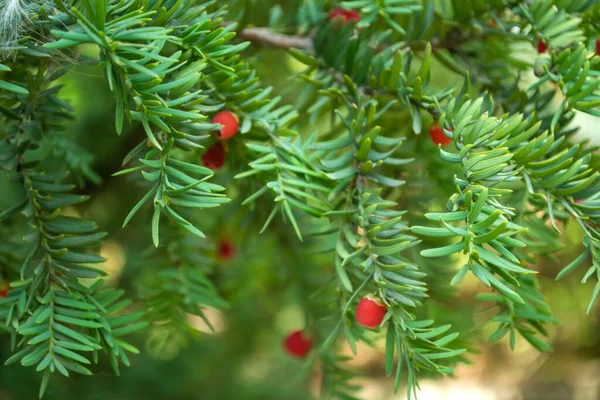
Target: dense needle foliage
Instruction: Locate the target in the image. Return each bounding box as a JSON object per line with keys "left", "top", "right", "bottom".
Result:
{"left": 1, "top": 0, "right": 599, "bottom": 398}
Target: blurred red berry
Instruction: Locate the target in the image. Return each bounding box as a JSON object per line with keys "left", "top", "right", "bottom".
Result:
{"left": 0, "top": 282, "right": 9, "bottom": 298}
{"left": 596, "top": 38, "right": 600, "bottom": 55}
{"left": 217, "top": 239, "right": 235, "bottom": 261}
{"left": 356, "top": 296, "right": 386, "bottom": 328}
{"left": 284, "top": 330, "right": 313, "bottom": 358}
{"left": 429, "top": 123, "right": 453, "bottom": 146}
{"left": 328, "top": 8, "right": 361, "bottom": 24}
{"left": 212, "top": 110, "right": 239, "bottom": 140}
{"left": 537, "top": 39, "right": 547, "bottom": 54}
{"left": 202, "top": 142, "right": 226, "bottom": 170}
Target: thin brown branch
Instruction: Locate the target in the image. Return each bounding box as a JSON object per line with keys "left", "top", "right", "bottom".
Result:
{"left": 224, "top": 22, "right": 313, "bottom": 51}
{"left": 239, "top": 27, "right": 312, "bottom": 50}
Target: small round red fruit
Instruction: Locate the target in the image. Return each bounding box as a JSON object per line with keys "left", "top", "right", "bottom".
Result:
{"left": 217, "top": 239, "right": 235, "bottom": 261}
{"left": 0, "top": 282, "right": 9, "bottom": 298}
{"left": 328, "top": 8, "right": 361, "bottom": 24}
{"left": 429, "top": 123, "right": 453, "bottom": 146}
{"left": 537, "top": 39, "right": 548, "bottom": 54}
{"left": 356, "top": 296, "right": 386, "bottom": 328}
{"left": 284, "top": 330, "right": 313, "bottom": 358}
{"left": 212, "top": 110, "right": 239, "bottom": 140}
{"left": 596, "top": 37, "right": 600, "bottom": 55}
{"left": 202, "top": 142, "right": 226, "bottom": 170}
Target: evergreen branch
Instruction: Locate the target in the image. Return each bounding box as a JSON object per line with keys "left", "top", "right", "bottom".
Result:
{"left": 287, "top": 18, "right": 455, "bottom": 132}
{"left": 41, "top": 135, "right": 102, "bottom": 187}
{"left": 44, "top": 2, "right": 232, "bottom": 245}
{"left": 297, "top": 234, "right": 366, "bottom": 399}
{"left": 0, "top": 1, "right": 598, "bottom": 398}
{"left": 480, "top": 274, "right": 556, "bottom": 353}
{"left": 417, "top": 77, "right": 598, "bottom": 338}
{"left": 414, "top": 91, "right": 558, "bottom": 349}
{"left": 531, "top": 44, "right": 600, "bottom": 121}
{"left": 312, "top": 87, "right": 464, "bottom": 398}
{"left": 454, "top": 82, "right": 600, "bottom": 311}
{"left": 143, "top": 225, "right": 227, "bottom": 357}
{"left": 116, "top": 141, "right": 229, "bottom": 245}
{"left": 194, "top": 41, "right": 332, "bottom": 234}
{"left": 516, "top": 0, "right": 586, "bottom": 48}
{"left": 0, "top": 53, "right": 143, "bottom": 397}
{"left": 206, "top": 0, "right": 596, "bottom": 388}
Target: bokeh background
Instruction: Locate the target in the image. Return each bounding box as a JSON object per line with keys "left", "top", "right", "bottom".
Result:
{"left": 1, "top": 3, "right": 600, "bottom": 400}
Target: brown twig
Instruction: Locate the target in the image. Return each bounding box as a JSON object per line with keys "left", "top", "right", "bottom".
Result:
{"left": 225, "top": 22, "right": 313, "bottom": 51}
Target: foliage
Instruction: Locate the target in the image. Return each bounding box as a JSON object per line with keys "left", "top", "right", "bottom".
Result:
{"left": 1, "top": 0, "right": 599, "bottom": 399}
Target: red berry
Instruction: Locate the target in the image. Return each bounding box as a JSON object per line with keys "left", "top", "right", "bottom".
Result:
{"left": 328, "top": 8, "right": 361, "bottom": 24}
{"left": 284, "top": 330, "right": 313, "bottom": 358}
{"left": 537, "top": 39, "right": 547, "bottom": 54}
{"left": 596, "top": 38, "right": 600, "bottom": 55}
{"left": 356, "top": 296, "right": 386, "bottom": 328}
{"left": 202, "top": 142, "right": 226, "bottom": 170}
{"left": 212, "top": 110, "right": 239, "bottom": 140}
{"left": 429, "top": 123, "right": 453, "bottom": 146}
{"left": 217, "top": 239, "right": 235, "bottom": 261}
{"left": 0, "top": 282, "right": 9, "bottom": 298}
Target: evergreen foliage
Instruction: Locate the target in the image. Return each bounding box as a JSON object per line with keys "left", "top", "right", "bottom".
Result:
{"left": 1, "top": 0, "right": 599, "bottom": 398}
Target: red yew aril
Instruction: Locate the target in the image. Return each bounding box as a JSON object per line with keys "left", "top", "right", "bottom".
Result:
{"left": 537, "top": 39, "right": 548, "bottom": 54}
{"left": 284, "top": 330, "right": 313, "bottom": 358}
{"left": 0, "top": 282, "right": 9, "bottom": 298}
{"left": 212, "top": 110, "right": 239, "bottom": 140}
{"left": 202, "top": 142, "right": 226, "bottom": 170}
{"left": 328, "top": 8, "right": 361, "bottom": 24}
{"left": 217, "top": 239, "right": 235, "bottom": 261}
{"left": 429, "top": 123, "right": 453, "bottom": 146}
{"left": 356, "top": 296, "right": 386, "bottom": 328}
